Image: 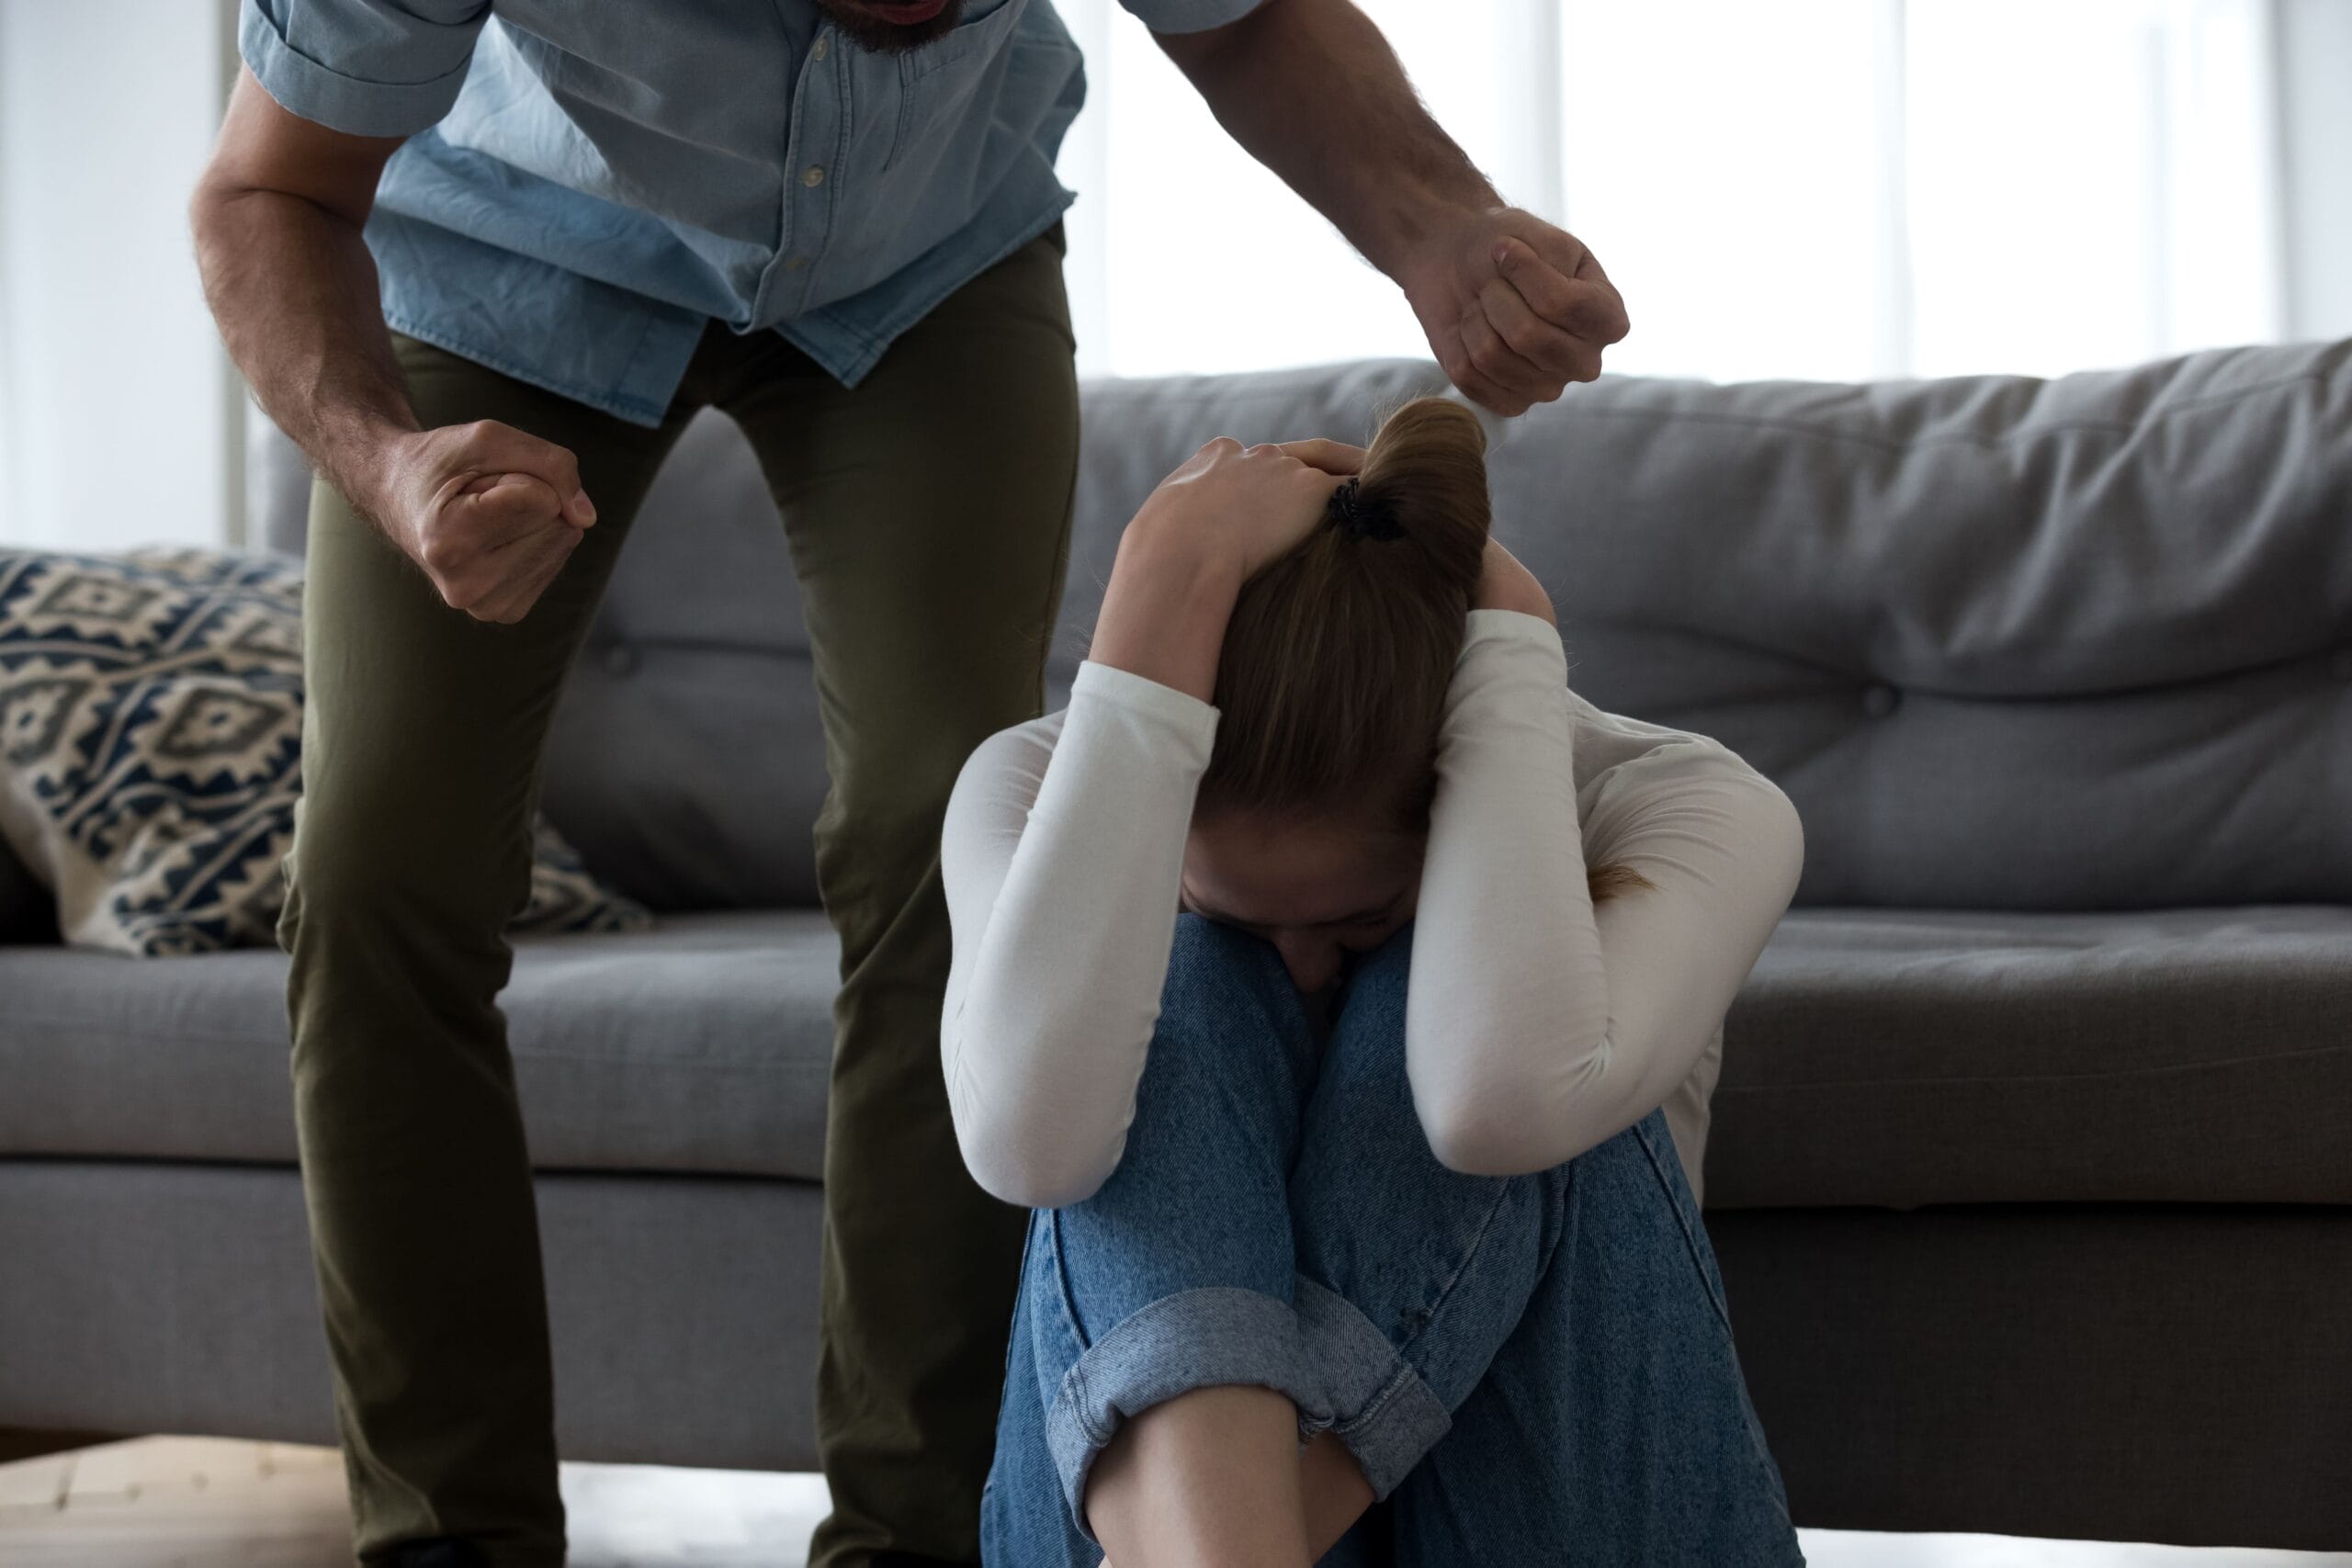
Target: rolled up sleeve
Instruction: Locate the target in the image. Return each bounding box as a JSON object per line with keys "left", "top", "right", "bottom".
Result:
{"left": 1117, "top": 0, "right": 1266, "bottom": 34}
{"left": 239, "top": 0, "right": 489, "bottom": 137}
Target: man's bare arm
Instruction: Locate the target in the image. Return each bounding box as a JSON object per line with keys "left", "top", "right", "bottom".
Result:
{"left": 193, "top": 69, "right": 423, "bottom": 527}
{"left": 1156, "top": 0, "right": 1630, "bottom": 415}
{"left": 190, "top": 67, "right": 594, "bottom": 623}
{"left": 1154, "top": 0, "right": 1487, "bottom": 284}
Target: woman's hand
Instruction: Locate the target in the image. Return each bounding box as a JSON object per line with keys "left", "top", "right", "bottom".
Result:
{"left": 1127, "top": 435, "right": 1364, "bottom": 583}
{"left": 1088, "top": 435, "right": 1364, "bottom": 705}
{"left": 1474, "top": 536, "right": 1557, "bottom": 624}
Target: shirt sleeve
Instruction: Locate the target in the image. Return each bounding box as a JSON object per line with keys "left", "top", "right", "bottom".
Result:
{"left": 938, "top": 659, "right": 1220, "bottom": 1208}
{"left": 238, "top": 0, "right": 490, "bottom": 137}
{"left": 1115, "top": 0, "right": 1267, "bottom": 34}
{"left": 1403, "top": 608, "right": 1807, "bottom": 1178}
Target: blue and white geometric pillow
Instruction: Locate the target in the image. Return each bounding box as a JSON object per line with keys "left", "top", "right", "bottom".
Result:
{"left": 0, "top": 546, "right": 651, "bottom": 956}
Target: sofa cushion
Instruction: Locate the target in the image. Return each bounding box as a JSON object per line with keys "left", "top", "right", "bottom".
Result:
{"left": 0, "top": 909, "right": 838, "bottom": 1182}
{"left": 1710, "top": 904, "right": 2352, "bottom": 1209}
{"left": 6, "top": 905, "right": 2346, "bottom": 1204}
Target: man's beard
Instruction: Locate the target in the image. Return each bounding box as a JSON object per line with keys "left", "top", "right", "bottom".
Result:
{"left": 814, "top": 0, "right": 968, "bottom": 55}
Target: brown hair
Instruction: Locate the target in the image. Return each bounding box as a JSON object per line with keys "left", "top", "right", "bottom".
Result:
{"left": 1193, "top": 396, "right": 1653, "bottom": 905}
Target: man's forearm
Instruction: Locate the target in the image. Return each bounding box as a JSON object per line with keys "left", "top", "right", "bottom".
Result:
{"left": 191, "top": 184, "right": 418, "bottom": 531}
{"left": 1157, "top": 0, "right": 1498, "bottom": 282}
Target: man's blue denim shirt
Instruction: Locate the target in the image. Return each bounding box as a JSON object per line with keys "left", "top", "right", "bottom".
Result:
{"left": 239, "top": 0, "right": 1257, "bottom": 427}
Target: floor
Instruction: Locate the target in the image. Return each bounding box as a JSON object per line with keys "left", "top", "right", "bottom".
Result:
{"left": 0, "top": 1438, "right": 2344, "bottom": 1568}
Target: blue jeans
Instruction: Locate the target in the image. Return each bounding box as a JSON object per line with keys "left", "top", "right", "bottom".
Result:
{"left": 978, "top": 914, "right": 1805, "bottom": 1565}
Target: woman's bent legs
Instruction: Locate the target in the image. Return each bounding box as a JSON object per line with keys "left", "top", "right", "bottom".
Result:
{"left": 1374, "top": 1123, "right": 1803, "bottom": 1564}
{"left": 982, "top": 913, "right": 1802, "bottom": 1565}
{"left": 1295, "top": 920, "right": 1804, "bottom": 1564}
{"left": 980, "top": 912, "right": 1329, "bottom": 1565}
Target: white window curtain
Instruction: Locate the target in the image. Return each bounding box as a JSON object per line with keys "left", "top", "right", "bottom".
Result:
{"left": 0, "top": 0, "right": 235, "bottom": 551}
{"left": 1051, "top": 0, "right": 2287, "bottom": 384}
{"left": 0, "top": 1, "right": 2317, "bottom": 549}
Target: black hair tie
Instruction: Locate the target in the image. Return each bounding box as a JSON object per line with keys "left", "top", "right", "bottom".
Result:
{"left": 1327, "top": 476, "right": 1404, "bottom": 542}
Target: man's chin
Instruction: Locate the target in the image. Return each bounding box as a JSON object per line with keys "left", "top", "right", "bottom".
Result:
{"left": 818, "top": 0, "right": 967, "bottom": 54}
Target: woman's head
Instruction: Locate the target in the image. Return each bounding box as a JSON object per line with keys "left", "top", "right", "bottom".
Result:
{"left": 1182, "top": 396, "right": 1648, "bottom": 995}
{"left": 1182, "top": 397, "right": 1487, "bottom": 993}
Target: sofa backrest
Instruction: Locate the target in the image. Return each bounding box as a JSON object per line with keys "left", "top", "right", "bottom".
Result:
{"left": 253, "top": 340, "right": 2352, "bottom": 912}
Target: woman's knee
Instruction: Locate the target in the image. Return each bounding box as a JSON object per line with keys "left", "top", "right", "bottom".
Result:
{"left": 1044, "top": 917, "right": 1318, "bottom": 1331}
{"left": 1054, "top": 917, "right": 1317, "bottom": 1235}
{"left": 1160, "top": 911, "right": 1294, "bottom": 1018}
{"left": 1572, "top": 1109, "right": 1736, "bottom": 1325}
{"left": 1325, "top": 917, "right": 1415, "bottom": 1061}
{"left": 1294, "top": 919, "right": 1428, "bottom": 1167}
{"left": 1138, "top": 913, "right": 1317, "bottom": 1110}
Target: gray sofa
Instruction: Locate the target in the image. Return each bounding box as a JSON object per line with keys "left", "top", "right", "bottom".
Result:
{"left": 4, "top": 344, "right": 2347, "bottom": 1551}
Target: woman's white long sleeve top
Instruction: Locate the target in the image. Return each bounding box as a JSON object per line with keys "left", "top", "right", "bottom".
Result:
{"left": 938, "top": 607, "right": 1806, "bottom": 1212}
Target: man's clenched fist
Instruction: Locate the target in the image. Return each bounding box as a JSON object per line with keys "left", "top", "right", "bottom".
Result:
{"left": 370, "top": 420, "right": 597, "bottom": 624}
{"left": 1397, "top": 206, "right": 1633, "bottom": 418}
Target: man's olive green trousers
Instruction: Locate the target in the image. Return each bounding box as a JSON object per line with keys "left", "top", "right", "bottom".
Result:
{"left": 276, "top": 225, "right": 1078, "bottom": 1568}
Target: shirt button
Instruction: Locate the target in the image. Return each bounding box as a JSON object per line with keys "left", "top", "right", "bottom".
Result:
{"left": 811, "top": 34, "right": 830, "bottom": 60}
{"left": 1860, "top": 682, "right": 1900, "bottom": 717}
{"left": 802, "top": 164, "right": 826, "bottom": 188}
{"left": 601, "top": 642, "right": 640, "bottom": 678}
{"left": 784, "top": 254, "right": 809, "bottom": 272}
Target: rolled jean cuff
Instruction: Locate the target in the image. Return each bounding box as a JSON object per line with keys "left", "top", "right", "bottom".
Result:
{"left": 1295, "top": 1275, "right": 1453, "bottom": 1500}
{"left": 1044, "top": 1285, "right": 1329, "bottom": 1541}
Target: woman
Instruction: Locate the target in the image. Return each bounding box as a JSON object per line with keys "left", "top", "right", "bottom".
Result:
{"left": 939, "top": 399, "right": 1808, "bottom": 1566}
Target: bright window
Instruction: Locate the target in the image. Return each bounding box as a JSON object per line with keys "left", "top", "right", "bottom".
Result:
{"left": 1052, "top": 0, "right": 2286, "bottom": 382}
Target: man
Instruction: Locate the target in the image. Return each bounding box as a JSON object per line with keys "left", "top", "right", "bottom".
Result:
{"left": 188, "top": 2, "right": 1629, "bottom": 1564}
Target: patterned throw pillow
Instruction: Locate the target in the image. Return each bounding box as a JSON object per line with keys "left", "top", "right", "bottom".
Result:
{"left": 0, "top": 546, "right": 652, "bottom": 956}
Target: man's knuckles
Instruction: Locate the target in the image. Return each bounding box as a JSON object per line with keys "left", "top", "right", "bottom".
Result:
{"left": 439, "top": 421, "right": 583, "bottom": 498}
{"left": 413, "top": 529, "right": 467, "bottom": 580}
{"left": 1496, "top": 236, "right": 1631, "bottom": 346}
{"left": 1462, "top": 317, "right": 1546, "bottom": 394}
{"left": 419, "top": 514, "right": 575, "bottom": 605}
{"left": 1479, "top": 286, "right": 1586, "bottom": 380}
{"left": 1496, "top": 241, "right": 1579, "bottom": 315}
{"left": 1568, "top": 285, "right": 1632, "bottom": 344}
{"left": 466, "top": 469, "right": 561, "bottom": 507}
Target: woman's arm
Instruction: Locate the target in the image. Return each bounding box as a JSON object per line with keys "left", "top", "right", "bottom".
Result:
{"left": 940, "top": 669, "right": 1221, "bottom": 1209}
{"left": 1087, "top": 434, "right": 1364, "bottom": 700}
{"left": 938, "top": 438, "right": 1356, "bottom": 1208}
{"left": 1403, "top": 610, "right": 1806, "bottom": 1177}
